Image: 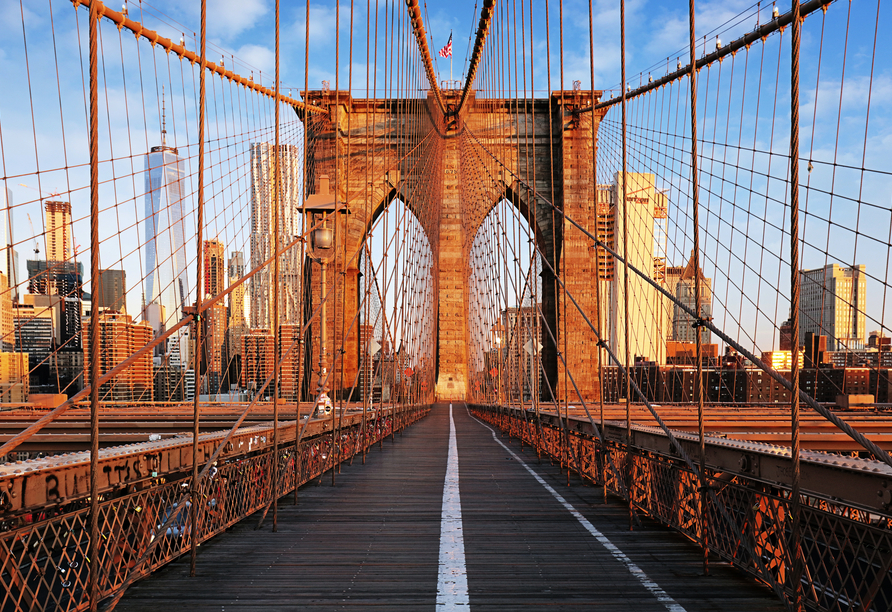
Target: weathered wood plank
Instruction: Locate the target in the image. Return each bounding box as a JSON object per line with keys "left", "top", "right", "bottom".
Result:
{"left": 116, "top": 404, "right": 784, "bottom": 611}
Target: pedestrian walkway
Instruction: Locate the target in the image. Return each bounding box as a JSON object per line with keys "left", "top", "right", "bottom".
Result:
{"left": 117, "top": 404, "right": 784, "bottom": 610}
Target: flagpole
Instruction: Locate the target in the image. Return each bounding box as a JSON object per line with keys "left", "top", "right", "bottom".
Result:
{"left": 450, "top": 31, "right": 453, "bottom": 84}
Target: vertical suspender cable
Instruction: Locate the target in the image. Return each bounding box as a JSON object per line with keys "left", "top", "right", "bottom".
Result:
{"left": 87, "top": 2, "right": 100, "bottom": 609}
{"left": 527, "top": 0, "right": 543, "bottom": 461}
{"left": 337, "top": 0, "right": 356, "bottom": 471}
{"left": 361, "top": 0, "right": 371, "bottom": 464}
{"left": 295, "top": 0, "right": 311, "bottom": 507}
{"left": 331, "top": 0, "right": 341, "bottom": 483}
{"left": 619, "top": 0, "right": 633, "bottom": 531}
{"left": 587, "top": 0, "right": 607, "bottom": 502}
{"left": 789, "top": 0, "right": 804, "bottom": 608}
{"left": 189, "top": 0, "right": 207, "bottom": 577}
{"left": 543, "top": 0, "right": 561, "bottom": 466}
{"left": 272, "top": 0, "right": 282, "bottom": 532}
{"left": 686, "top": 0, "right": 709, "bottom": 576}
{"left": 558, "top": 0, "right": 571, "bottom": 481}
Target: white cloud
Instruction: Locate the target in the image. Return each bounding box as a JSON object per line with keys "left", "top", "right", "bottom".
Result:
{"left": 207, "top": 0, "right": 269, "bottom": 41}
{"left": 292, "top": 5, "right": 354, "bottom": 47}
{"left": 233, "top": 44, "right": 276, "bottom": 78}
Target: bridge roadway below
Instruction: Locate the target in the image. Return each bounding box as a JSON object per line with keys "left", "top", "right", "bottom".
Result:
{"left": 117, "top": 404, "right": 784, "bottom": 611}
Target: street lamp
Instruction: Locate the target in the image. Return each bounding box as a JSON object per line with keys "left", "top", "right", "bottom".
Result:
{"left": 303, "top": 174, "right": 349, "bottom": 414}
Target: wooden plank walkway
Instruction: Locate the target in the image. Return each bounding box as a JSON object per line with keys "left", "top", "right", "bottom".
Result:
{"left": 116, "top": 404, "right": 785, "bottom": 611}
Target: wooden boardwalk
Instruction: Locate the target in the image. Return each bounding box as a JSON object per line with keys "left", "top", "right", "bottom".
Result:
{"left": 117, "top": 404, "right": 784, "bottom": 611}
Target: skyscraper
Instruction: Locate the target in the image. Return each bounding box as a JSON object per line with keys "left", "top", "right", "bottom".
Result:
{"left": 0, "top": 352, "right": 28, "bottom": 403}
{"left": 44, "top": 200, "right": 73, "bottom": 262}
{"left": 143, "top": 111, "right": 190, "bottom": 373}
{"left": 14, "top": 296, "right": 56, "bottom": 392}
{"left": 663, "top": 264, "right": 684, "bottom": 342}
{"left": 249, "top": 143, "right": 302, "bottom": 330}
{"left": 143, "top": 129, "right": 189, "bottom": 336}
{"left": 224, "top": 251, "right": 248, "bottom": 389}
{"left": 607, "top": 172, "right": 667, "bottom": 365}
{"left": 203, "top": 305, "right": 227, "bottom": 394}
{"left": 201, "top": 240, "right": 227, "bottom": 393}
{"left": 0, "top": 273, "right": 12, "bottom": 351}
{"left": 241, "top": 329, "right": 274, "bottom": 392}
{"left": 800, "top": 263, "right": 866, "bottom": 351}
{"left": 95, "top": 269, "right": 126, "bottom": 312}
{"left": 501, "top": 306, "right": 541, "bottom": 401}
{"left": 671, "top": 250, "right": 712, "bottom": 345}
{"left": 26, "top": 201, "right": 83, "bottom": 352}
{"left": 203, "top": 239, "right": 225, "bottom": 298}
{"left": 1, "top": 188, "right": 20, "bottom": 305}
{"left": 278, "top": 323, "right": 302, "bottom": 401}
{"left": 83, "top": 312, "right": 153, "bottom": 402}
{"left": 228, "top": 251, "right": 246, "bottom": 324}
{"left": 595, "top": 185, "right": 616, "bottom": 281}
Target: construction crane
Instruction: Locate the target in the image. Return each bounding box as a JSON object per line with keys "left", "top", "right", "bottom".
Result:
{"left": 18, "top": 182, "right": 60, "bottom": 200}
{"left": 26, "top": 214, "right": 39, "bottom": 256}
{"left": 18, "top": 183, "right": 79, "bottom": 261}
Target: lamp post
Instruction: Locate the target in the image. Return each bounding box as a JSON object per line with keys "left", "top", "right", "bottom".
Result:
{"left": 303, "top": 174, "right": 348, "bottom": 415}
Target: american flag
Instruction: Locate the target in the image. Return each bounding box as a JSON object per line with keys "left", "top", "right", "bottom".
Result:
{"left": 438, "top": 34, "right": 452, "bottom": 58}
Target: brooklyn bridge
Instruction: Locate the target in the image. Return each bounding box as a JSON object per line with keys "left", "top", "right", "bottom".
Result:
{"left": 0, "top": 0, "right": 890, "bottom": 610}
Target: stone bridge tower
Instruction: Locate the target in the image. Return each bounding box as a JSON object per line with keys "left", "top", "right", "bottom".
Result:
{"left": 301, "top": 88, "right": 605, "bottom": 405}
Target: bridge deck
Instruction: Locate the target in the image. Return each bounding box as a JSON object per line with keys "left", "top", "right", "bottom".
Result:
{"left": 117, "top": 404, "right": 784, "bottom": 611}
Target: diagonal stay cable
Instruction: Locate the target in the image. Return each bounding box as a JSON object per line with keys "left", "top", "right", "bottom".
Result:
{"left": 465, "top": 127, "right": 892, "bottom": 472}
{"left": 465, "top": 136, "right": 792, "bottom": 603}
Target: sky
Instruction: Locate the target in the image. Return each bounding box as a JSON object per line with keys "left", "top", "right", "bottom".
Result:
{"left": 0, "top": 0, "right": 889, "bottom": 357}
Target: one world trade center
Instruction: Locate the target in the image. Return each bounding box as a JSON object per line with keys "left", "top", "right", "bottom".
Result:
{"left": 143, "top": 119, "right": 190, "bottom": 348}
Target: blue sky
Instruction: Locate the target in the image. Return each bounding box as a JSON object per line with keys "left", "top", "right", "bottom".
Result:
{"left": 0, "top": 0, "right": 889, "bottom": 355}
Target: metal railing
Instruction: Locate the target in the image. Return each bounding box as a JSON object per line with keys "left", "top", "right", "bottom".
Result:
{"left": 471, "top": 404, "right": 892, "bottom": 612}
{"left": 0, "top": 404, "right": 429, "bottom": 611}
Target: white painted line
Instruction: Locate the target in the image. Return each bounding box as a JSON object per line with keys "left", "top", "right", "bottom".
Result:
{"left": 436, "top": 404, "right": 470, "bottom": 609}
{"left": 471, "top": 409, "right": 687, "bottom": 612}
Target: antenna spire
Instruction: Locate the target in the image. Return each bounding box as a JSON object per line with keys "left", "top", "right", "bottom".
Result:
{"left": 161, "top": 84, "right": 167, "bottom": 146}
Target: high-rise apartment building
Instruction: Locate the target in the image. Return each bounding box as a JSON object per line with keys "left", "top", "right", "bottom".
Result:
{"left": 14, "top": 294, "right": 83, "bottom": 393}
{"left": 249, "top": 143, "right": 302, "bottom": 330}
{"left": 800, "top": 264, "right": 866, "bottom": 351}
{"left": 501, "top": 306, "right": 541, "bottom": 401}
{"left": 358, "top": 323, "right": 376, "bottom": 401}
{"left": 203, "top": 239, "right": 225, "bottom": 298}
{"left": 14, "top": 299, "right": 54, "bottom": 377}
{"left": 279, "top": 323, "right": 302, "bottom": 401}
{"left": 595, "top": 186, "right": 616, "bottom": 281}
{"left": 224, "top": 251, "right": 248, "bottom": 389}
{"left": 154, "top": 361, "right": 184, "bottom": 403}
{"left": 594, "top": 186, "right": 616, "bottom": 344}
{"left": 95, "top": 269, "right": 126, "bottom": 312}
{"left": 203, "top": 305, "right": 227, "bottom": 394}
{"left": 0, "top": 352, "right": 28, "bottom": 403}
{"left": 228, "top": 251, "right": 246, "bottom": 325}
{"left": 241, "top": 329, "right": 274, "bottom": 392}
{"left": 83, "top": 312, "right": 153, "bottom": 402}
